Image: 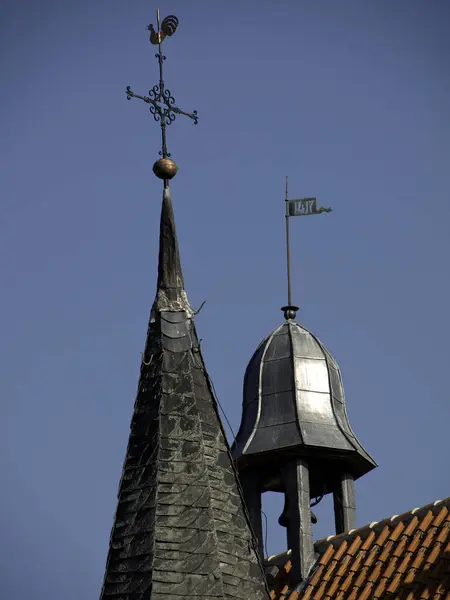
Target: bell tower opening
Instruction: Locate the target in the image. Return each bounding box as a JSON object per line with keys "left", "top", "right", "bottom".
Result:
{"left": 309, "top": 491, "right": 333, "bottom": 540}
{"left": 261, "top": 491, "right": 285, "bottom": 558}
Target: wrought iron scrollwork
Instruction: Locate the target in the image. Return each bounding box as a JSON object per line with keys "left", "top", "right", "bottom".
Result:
{"left": 148, "top": 85, "right": 159, "bottom": 100}
{"left": 149, "top": 104, "right": 161, "bottom": 122}
{"left": 125, "top": 85, "right": 198, "bottom": 128}
{"left": 125, "top": 12, "right": 198, "bottom": 159}
{"left": 163, "top": 89, "right": 175, "bottom": 107}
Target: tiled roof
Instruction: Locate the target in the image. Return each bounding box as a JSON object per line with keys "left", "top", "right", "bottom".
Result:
{"left": 268, "top": 497, "right": 450, "bottom": 600}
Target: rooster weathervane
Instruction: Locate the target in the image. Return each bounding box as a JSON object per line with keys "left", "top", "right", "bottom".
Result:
{"left": 125, "top": 10, "right": 198, "bottom": 182}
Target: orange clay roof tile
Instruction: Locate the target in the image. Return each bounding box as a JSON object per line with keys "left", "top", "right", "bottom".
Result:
{"left": 268, "top": 497, "right": 450, "bottom": 600}
{"left": 361, "top": 529, "right": 376, "bottom": 550}
{"left": 432, "top": 507, "right": 449, "bottom": 527}
{"left": 346, "top": 536, "right": 363, "bottom": 557}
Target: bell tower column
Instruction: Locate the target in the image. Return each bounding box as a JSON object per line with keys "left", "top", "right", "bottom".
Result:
{"left": 333, "top": 472, "right": 356, "bottom": 534}
{"left": 281, "top": 458, "right": 314, "bottom": 582}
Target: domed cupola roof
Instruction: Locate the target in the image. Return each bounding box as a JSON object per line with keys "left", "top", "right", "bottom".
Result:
{"left": 232, "top": 315, "right": 376, "bottom": 485}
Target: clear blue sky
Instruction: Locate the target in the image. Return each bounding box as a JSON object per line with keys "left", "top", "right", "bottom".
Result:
{"left": 1, "top": 1, "right": 449, "bottom": 597}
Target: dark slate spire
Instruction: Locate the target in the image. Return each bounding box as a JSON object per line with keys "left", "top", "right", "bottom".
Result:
{"left": 98, "top": 185, "right": 269, "bottom": 599}
{"left": 154, "top": 185, "right": 187, "bottom": 310}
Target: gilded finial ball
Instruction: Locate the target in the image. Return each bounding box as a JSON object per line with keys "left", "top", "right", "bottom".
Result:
{"left": 153, "top": 157, "right": 178, "bottom": 180}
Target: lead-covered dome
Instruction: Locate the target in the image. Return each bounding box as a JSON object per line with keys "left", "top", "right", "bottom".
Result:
{"left": 232, "top": 318, "right": 376, "bottom": 483}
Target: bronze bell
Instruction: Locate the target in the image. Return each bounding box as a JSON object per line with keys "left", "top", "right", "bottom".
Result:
{"left": 279, "top": 495, "right": 317, "bottom": 527}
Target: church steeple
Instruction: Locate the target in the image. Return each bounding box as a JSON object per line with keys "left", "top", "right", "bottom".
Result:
{"left": 99, "top": 12, "right": 269, "bottom": 599}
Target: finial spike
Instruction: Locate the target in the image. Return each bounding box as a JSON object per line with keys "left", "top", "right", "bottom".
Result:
{"left": 156, "top": 186, "right": 185, "bottom": 300}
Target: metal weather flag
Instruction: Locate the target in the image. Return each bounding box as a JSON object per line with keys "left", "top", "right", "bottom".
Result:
{"left": 288, "top": 197, "right": 332, "bottom": 216}
{"left": 125, "top": 10, "right": 198, "bottom": 182}
{"left": 283, "top": 177, "right": 332, "bottom": 317}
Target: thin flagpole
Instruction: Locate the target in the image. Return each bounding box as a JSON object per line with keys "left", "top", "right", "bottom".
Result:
{"left": 285, "top": 176, "right": 292, "bottom": 307}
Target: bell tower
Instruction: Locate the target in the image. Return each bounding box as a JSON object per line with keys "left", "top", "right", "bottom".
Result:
{"left": 231, "top": 181, "right": 376, "bottom": 584}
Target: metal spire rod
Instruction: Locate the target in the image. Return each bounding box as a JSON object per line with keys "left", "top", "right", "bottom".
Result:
{"left": 155, "top": 9, "right": 168, "bottom": 159}
{"left": 125, "top": 10, "right": 198, "bottom": 183}
{"left": 285, "top": 176, "right": 293, "bottom": 307}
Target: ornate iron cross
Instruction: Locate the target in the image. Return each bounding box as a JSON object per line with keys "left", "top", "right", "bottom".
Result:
{"left": 125, "top": 11, "right": 198, "bottom": 161}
